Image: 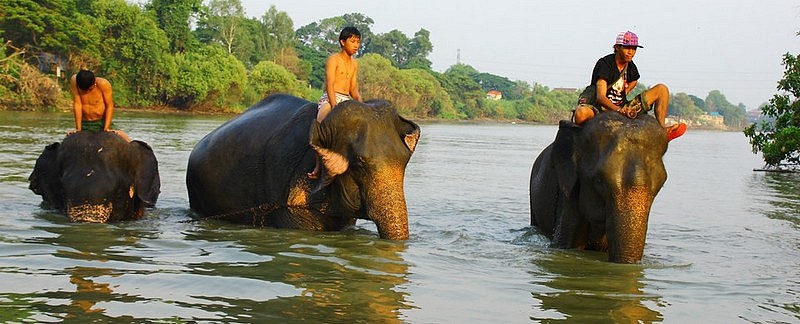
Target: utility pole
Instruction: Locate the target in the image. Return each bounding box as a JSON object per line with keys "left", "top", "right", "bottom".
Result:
{"left": 456, "top": 49, "right": 461, "bottom": 65}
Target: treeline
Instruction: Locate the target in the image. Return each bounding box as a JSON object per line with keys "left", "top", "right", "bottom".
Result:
{"left": 0, "top": 0, "right": 749, "bottom": 125}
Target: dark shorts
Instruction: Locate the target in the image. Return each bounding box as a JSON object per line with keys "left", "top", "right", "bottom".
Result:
{"left": 81, "top": 119, "right": 113, "bottom": 132}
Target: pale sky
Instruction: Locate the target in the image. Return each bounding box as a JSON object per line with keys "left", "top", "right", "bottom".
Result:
{"left": 241, "top": 0, "right": 800, "bottom": 110}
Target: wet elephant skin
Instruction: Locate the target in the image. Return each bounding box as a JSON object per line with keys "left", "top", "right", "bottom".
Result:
{"left": 529, "top": 112, "right": 668, "bottom": 263}
{"left": 186, "top": 94, "right": 420, "bottom": 240}
{"left": 29, "top": 131, "right": 160, "bottom": 222}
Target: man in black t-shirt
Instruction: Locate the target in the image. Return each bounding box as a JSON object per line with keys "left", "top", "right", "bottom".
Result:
{"left": 573, "top": 31, "right": 686, "bottom": 141}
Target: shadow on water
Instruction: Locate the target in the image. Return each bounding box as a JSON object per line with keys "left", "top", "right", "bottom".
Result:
{"left": 522, "top": 229, "right": 664, "bottom": 323}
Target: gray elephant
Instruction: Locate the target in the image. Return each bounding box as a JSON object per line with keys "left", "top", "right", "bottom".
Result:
{"left": 529, "top": 112, "right": 668, "bottom": 263}
{"left": 186, "top": 94, "right": 420, "bottom": 240}
{"left": 29, "top": 131, "right": 161, "bottom": 222}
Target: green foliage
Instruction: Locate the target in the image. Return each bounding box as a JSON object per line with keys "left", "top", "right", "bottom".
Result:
{"left": 669, "top": 92, "right": 704, "bottom": 118}
{"left": 358, "top": 54, "right": 454, "bottom": 118}
{"left": 167, "top": 45, "right": 247, "bottom": 110}
{"left": 89, "top": 0, "right": 176, "bottom": 106}
{"left": 473, "top": 72, "right": 516, "bottom": 98}
{"left": 0, "top": 3, "right": 748, "bottom": 122}
{"left": 296, "top": 44, "right": 327, "bottom": 89}
{"left": 145, "top": 0, "right": 202, "bottom": 53}
{"left": 706, "top": 89, "right": 747, "bottom": 127}
{"left": 296, "top": 14, "right": 374, "bottom": 56}
{"left": 438, "top": 64, "right": 484, "bottom": 118}
{"left": 1, "top": 0, "right": 100, "bottom": 57}
{"left": 244, "top": 60, "right": 310, "bottom": 105}
{"left": 366, "top": 28, "right": 433, "bottom": 69}
{"left": 744, "top": 52, "right": 800, "bottom": 167}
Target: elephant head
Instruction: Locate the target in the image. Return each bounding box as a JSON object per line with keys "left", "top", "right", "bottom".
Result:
{"left": 309, "top": 99, "right": 420, "bottom": 240}
{"left": 29, "top": 131, "right": 161, "bottom": 222}
{"left": 530, "top": 112, "right": 668, "bottom": 263}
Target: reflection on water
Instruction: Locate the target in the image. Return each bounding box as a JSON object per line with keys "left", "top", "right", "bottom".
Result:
{"left": 529, "top": 250, "right": 662, "bottom": 323}
{"left": 0, "top": 111, "right": 798, "bottom": 322}
{"left": 752, "top": 172, "right": 800, "bottom": 226}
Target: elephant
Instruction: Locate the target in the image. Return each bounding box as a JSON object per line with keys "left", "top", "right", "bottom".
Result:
{"left": 529, "top": 112, "right": 669, "bottom": 263}
{"left": 186, "top": 94, "right": 420, "bottom": 240}
{"left": 28, "top": 131, "right": 161, "bottom": 223}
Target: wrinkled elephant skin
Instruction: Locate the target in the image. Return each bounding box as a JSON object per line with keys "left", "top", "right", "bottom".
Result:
{"left": 29, "top": 131, "right": 161, "bottom": 222}
{"left": 529, "top": 112, "right": 669, "bottom": 263}
{"left": 186, "top": 94, "right": 420, "bottom": 240}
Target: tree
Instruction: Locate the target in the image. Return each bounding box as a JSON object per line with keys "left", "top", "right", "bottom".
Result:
{"left": 245, "top": 60, "right": 309, "bottom": 104}
{"left": 366, "top": 28, "right": 432, "bottom": 69}
{"left": 296, "top": 14, "right": 374, "bottom": 56}
{"left": 145, "top": 0, "right": 202, "bottom": 53}
{"left": 706, "top": 89, "right": 747, "bottom": 127}
{"left": 167, "top": 44, "right": 247, "bottom": 110}
{"left": 669, "top": 92, "right": 703, "bottom": 118}
{"left": 438, "top": 64, "right": 484, "bottom": 118}
{"left": 744, "top": 52, "right": 800, "bottom": 168}
{"left": 200, "top": 0, "right": 248, "bottom": 56}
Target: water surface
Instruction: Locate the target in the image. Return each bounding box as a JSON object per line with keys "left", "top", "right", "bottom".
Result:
{"left": 0, "top": 111, "right": 797, "bottom": 322}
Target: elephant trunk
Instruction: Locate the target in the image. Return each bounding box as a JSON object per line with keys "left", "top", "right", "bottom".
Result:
{"left": 364, "top": 166, "right": 410, "bottom": 240}
{"left": 607, "top": 185, "right": 653, "bottom": 263}
{"left": 66, "top": 201, "right": 114, "bottom": 223}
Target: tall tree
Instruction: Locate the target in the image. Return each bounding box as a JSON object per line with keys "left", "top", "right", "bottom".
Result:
{"left": 366, "top": 28, "right": 432, "bottom": 69}
{"left": 145, "top": 0, "right": 202, "bottom": 53}
{"left": 202, "top": 0, "right": 247, "bottom": 55}
{"left": 90, "top": 0, "right": 176, "bottom": 106}
{"left": 744, "top": 51, "right": 800, "bottom": 168}
{"left": 296, "top": 13, "right": 374, "bottom": 55}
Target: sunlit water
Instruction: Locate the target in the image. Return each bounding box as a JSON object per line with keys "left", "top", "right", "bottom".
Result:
{"left": 0, "top": 110, "right": 797, "bottom": 322}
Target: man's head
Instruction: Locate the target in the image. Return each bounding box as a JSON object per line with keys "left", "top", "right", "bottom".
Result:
{"left": 338, "top": 27, "right": 361, "bottom": 47}
{"left": 76, "top": 70, "right": 96, "bottom": 91}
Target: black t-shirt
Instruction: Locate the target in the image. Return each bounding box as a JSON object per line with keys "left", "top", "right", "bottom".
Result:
{"left": 589, "top": 53, "right": 640, "bottom": 106}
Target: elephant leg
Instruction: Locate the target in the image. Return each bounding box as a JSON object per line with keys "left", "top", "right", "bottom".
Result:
{"left": 550, "top": 194, "right": 583, "bottom": 249}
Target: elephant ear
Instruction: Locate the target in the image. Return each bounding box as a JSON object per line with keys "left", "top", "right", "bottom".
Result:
{"left": 309, "top": 120, "right": 349, "bottom": 190}
{"left": 130, "top": 140, "right": 161, "bottom": 207}
{"left": 397, "top": 116, "right": 421, "bottom": 153}
{"left": 28, "top": 142, "right": 64, "bottom": 209}
{"left": 552, "top": 120, "right": 581, "bottom": 197}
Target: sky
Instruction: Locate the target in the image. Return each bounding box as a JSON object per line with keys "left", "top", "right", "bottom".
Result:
{"left": 239, "top": 0, "right": 800, "bottom": 111}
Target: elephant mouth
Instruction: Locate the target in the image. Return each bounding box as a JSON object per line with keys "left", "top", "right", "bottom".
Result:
{"left": 66, "top": 201, "right": 113, "bottom": 223}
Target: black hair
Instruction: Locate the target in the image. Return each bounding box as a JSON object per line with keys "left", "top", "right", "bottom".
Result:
{"left": 338, "top": 27, "right": 361, "bottom": 45}
{"left": 76, "top": 70, "right": 95, "bottom": 91}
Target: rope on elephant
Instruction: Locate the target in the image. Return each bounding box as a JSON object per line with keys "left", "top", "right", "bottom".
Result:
{"left": 179, "top": 201, "right": 282, "bottom": 225}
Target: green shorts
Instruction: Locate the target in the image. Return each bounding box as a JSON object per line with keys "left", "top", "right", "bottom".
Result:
{"left": 81, "top": 119, "right": 114, "bottom": 132}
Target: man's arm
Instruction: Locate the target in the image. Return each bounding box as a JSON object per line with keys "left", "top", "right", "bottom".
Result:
{"left": 350, "top": 60, "right": 361, "bottom": 102}
{"left": 594, "top": 79, "right": 620, "bottom": 111}
{"left": 98, "top": 79, "right": 114, "bottom": 131}
{"left": 325, "top": 55, "right": 339, "bottom": 107}
{"left": 70, "top": 75, "right": 82, "bottom": 131}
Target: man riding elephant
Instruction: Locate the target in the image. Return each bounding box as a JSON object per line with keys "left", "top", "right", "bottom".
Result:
{"left": 186, "top": 94, "right": 420, "bottom": 240}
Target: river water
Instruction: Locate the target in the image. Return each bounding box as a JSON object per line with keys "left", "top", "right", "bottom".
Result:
{"left": 0, "top": 110, "right": 797, "bottom": 323}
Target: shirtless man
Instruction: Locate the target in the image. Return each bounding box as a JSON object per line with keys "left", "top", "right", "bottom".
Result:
{"left": 69, "top": 70, "right": 130, "bottom": 141}
{"left": 315, "top": 26, "right": 363, "bottom": 122}
{"left": 309, "top": 27, "right": 363, "bottom": 178}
